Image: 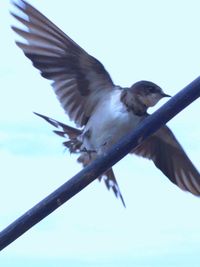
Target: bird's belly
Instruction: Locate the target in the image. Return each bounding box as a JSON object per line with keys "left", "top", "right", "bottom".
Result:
{"left": 83, "top": 108, "right": 142, "bottom": 154}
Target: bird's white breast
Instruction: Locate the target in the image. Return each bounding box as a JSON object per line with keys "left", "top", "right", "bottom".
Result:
{"left": 83, "top": 89, "right": 142, "bottom": 153}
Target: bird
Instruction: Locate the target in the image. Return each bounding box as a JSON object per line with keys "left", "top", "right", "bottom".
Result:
{"left": 11, "top": 0, "right": 200, "bottom": 206}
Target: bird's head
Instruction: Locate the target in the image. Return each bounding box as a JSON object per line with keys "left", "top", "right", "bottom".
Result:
{"left": 130, "top": 80, "right": 171, "bottom": 108}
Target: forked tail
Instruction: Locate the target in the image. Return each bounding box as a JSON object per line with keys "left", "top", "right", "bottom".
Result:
{"left": 34, "top": 112, "right": 126, "bottom": 207}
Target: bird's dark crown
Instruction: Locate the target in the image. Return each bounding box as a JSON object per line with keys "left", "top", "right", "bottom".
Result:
{"left": 130, "top": 80, "right": 162, "bottom": 95}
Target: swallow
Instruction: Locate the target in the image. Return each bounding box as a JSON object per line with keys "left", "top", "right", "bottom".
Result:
{"left": 11, "top": 0, "right": 200, "bottom": 206}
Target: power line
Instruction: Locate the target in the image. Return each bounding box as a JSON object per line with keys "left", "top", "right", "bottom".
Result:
{"left": 0, "top": 76, "right": 200, "bottom": 251}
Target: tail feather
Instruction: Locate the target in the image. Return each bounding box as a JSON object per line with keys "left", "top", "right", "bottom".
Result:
{"left": 34, "top": 112, "right": 81, "bottom": 138}
{"left": 102, "top": 169, "right": 126, "bottom": 207}
{"left": 34, "top": 112, "right": 82, "bottom": 153}
{"left": 78, "top": 154, "right": 126, "bottom": 207}
{"left": 34, "top": 112, "right": 126, "bottom": 206}
{"left": 53, "top": 130, "right": 67, "bottom": 138}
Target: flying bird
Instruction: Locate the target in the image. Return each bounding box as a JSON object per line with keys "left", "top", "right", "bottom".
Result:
{"left": 11, "top": 0, "right": 200, "bottom": 206}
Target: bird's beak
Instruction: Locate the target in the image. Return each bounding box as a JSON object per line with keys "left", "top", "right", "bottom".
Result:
{"left": 161, "top": 93, "right": 171, "bottom": 98}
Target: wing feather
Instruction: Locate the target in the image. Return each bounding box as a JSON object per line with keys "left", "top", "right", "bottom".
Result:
{"left": 12, "top": 0, "right": 114, "bottom": 127}
{"left": 132, "top": 125, "right": 200, "bottom": 195}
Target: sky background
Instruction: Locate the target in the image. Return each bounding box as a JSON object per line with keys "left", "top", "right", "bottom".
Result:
{"left": 1, "top": 0, "right": 200, "bottom": 266}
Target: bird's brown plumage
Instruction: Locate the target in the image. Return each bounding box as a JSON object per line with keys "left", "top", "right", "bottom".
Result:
{"left": 12, "top": 0, "right": 114, "bottom": 127}
{"left": 12, "top": 0, "right": 200, "bottom": 206}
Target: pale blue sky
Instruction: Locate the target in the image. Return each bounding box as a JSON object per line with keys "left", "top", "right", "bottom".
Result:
{"left": 1, "top": 0, "right": 200, "bottom": 266}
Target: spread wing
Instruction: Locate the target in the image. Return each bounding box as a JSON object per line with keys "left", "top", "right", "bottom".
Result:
{"left": 11, "top": 0, "right": 114, "bottom": 127}
{"left": 132, "top": 125, "right": 200, "bottom": 195}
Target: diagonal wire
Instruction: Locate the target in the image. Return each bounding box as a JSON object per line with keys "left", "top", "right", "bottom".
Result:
{"left": 0, "top": 76, "right": 200, "bottom": 251}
